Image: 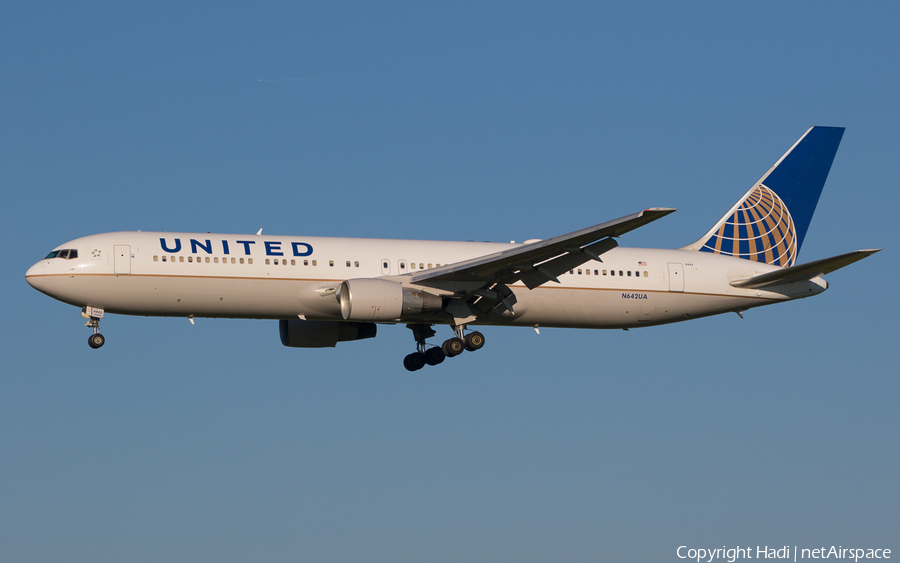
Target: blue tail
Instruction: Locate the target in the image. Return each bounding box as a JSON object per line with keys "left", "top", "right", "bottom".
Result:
{"left": 684, "top": 126, "right": 845, "bottom": 267}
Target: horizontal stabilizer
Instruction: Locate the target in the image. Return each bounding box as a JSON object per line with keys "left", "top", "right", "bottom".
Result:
{"left": 730, "top": 249, "right": 881, "bottom": 289}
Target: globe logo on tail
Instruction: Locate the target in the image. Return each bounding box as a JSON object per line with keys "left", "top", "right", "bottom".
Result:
{"left": 700, "top": 185, "right": 797, "bottom": 267}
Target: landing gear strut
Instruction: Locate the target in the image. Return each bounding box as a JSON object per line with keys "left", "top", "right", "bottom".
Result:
{"left": 83, "top": 307, "right": 105, "bottom": 349}
{"left": 403, "top": 323, "right": 485, "bottom": 371}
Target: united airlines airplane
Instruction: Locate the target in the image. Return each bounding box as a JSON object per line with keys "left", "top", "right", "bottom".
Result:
{"left": 26, "top": 127, "right": 879, "bottom": 370}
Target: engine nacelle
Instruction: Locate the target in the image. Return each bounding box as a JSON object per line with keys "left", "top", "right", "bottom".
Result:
{"left": 339, "top": 279, "right": 442, "bottom": 321}
{"left": 279, "top": 319, "right": 377, "bottom": 348}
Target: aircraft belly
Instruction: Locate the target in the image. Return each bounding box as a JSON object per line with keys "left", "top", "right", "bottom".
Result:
{"left": 490, "top": 287, "right": 771, "bottom": 329}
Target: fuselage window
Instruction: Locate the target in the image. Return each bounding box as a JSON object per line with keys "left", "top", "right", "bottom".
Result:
{"left": 266, "top": 259, "right": 271, "bottom": 265}
{"left": 585, "top": 269, "right": 590, "bottom": 275}
{"left": 627, "top": 271, "right": 631, "bottom": 276}
{"left": 291, "top": 259, "right": 296, "bottom": 265}
{"left": 610, "top": 270, "right": 615, "bottom": 276}
{"left": 214, "top": 257, "right": 219, "bottom": 263}
{"left": 248, "top": 258, "right": 253, "bottom": 264}
{"left": 411, "top": 263, "right": 417, "bottom": 269}
{"left": 188, "top": 256, "right": 193, "bottom": 263}
{"left": 354, "top": 261, "right": 359, "bottom": 267}
{"left": 419, "top": 263, "right": 424, "bottom": 269}
{"left": 644, "top": 271, "right": 648, "bottom": 277}
{"left": 383, "top": 261, "right": 389, "bottom": 269}
{"left": 569, "top": 270, "right": 574, "bottom": 275}
{"left": 619, "top": 270, "right": 623, "bottom": 276}
{"left": 400, "top": 262, "right": 406, "bottom": 271}
{"left": 179, "top": 256, "right": 184, "bottom": 262}
{"left": 161, "top": 256, "right": 166, "bottom": 262}
{"left": 346, "top": 261, "right": 351, "bottom": 267}
{"left": 303, "top": 260, "right": 308, "bottom": 266}
{"left": 205, "top": 257, "right": 210, "bottom": 263}
{"left": 312, "top": 260, "right": 317, "bottom": 266}
{"left": 153, "top": 256, "right": 158, "bottom": 262}
{"left": 239, "top": 258, "right": 244, "bottom": 264}
{"left": 594, "top": 270, "right": 599, "bottom": 275}
{"left": 329, "top": 260, "right": 334, "bottom": 267}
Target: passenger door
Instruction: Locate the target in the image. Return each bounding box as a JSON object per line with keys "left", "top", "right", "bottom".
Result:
{"left": 667, "top": 262, "right": 683, "bottom": 292}
{"left": 114, "top": 245, "right": 131, "bottom": 275}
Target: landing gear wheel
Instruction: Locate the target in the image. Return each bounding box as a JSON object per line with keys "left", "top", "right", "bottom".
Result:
{"left": 424, "top": 347, "right": 445, "bottom": 366}
{"left": 88, "top": 333, "right": 105, "bottom": 349}
{"left": 442, "top": 337, "right": 465, "bottom": 357}
{"left": 403, "top": 352, "right": 427, "bottom": 372}
{"left": 464, "top": 331, "right": 485, "bottom": 351}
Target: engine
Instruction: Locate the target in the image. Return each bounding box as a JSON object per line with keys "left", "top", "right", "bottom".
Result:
{"left": 338, "top": 278, "right": 442, "bottom": 321}
{"left": 279, "top": 319, "right": 377, "bottom": 348}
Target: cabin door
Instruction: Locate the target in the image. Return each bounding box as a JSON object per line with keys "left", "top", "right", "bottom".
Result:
{"left": 667, "top": 262, "right": 683, "bottom": 292}
{"left": 114, "top": 245, "right": 131, "bottom": 275}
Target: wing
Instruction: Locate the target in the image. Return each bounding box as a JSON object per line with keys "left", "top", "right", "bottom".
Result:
{"left": 410, "top": 207, "right": 675, "bottom": 292}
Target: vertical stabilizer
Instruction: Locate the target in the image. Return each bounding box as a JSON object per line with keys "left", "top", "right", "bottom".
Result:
{"left": 683, "top": 126, "right": 844, "bottom": 267}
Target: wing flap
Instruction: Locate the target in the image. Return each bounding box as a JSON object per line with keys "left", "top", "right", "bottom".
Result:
{"left": 730, "top": 249, "right": 881, "bottom": 289}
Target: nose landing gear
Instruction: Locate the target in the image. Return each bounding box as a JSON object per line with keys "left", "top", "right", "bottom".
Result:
{"left": 82, "top": 307, "right": 105, "bottom": 349}
{"left": 404, "top": 324, "right": 485, "bottom": 371}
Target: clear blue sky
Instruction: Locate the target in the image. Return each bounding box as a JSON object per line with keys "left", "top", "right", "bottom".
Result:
{"left": 2, "top": 2, "right": 897, "bottom": 561}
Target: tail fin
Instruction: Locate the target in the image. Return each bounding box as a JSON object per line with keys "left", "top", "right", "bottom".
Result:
{"left": 683, "top": 126, "right": 845, "bottom": 267}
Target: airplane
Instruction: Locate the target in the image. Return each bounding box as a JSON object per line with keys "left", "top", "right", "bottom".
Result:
{"left": 25, "top": 126, "right": 879, "bottom": 371}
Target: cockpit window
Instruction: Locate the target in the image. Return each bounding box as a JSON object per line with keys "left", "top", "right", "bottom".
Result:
{"left": 44, "top": 249, "right": 77, "bottom": 260}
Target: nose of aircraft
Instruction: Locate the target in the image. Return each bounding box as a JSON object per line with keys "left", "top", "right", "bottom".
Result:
{"left": 25, "top": 262, "right": 44, "bottom": 292}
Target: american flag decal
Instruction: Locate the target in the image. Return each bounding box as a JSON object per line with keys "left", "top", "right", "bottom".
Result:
{"left": 638, "top": 261, "right": 647, "bottom": 266}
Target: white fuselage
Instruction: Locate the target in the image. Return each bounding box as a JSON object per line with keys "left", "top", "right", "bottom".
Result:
{"left": 25, "top": 231, "right": 827, "bottom": 330}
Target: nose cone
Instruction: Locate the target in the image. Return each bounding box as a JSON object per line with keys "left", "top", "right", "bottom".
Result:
{"left": 25, "top": 262, "right": 45, "bottom": 292}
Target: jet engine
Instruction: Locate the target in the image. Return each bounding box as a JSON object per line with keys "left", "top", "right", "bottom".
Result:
{"left": 338, "top": 279, "right": 442, "bottom": 321}
{"left": 279, "top": 319, "right": 377, "bottom": 348}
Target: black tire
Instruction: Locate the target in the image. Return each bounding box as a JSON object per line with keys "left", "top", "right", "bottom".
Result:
{"left": 88, "top": 333, "right": 105, "bottom": 349}
{"left": 464, "top": 331, "right": 485, "bottom": 351}
{"left": 442, "top": 337, "right": 465, "bottom": 357}
{"left": 424, "top": 347, "right": 445, "bottom": 366}
{"left": 404, "top": 352, "right": 426, "bottom": 371}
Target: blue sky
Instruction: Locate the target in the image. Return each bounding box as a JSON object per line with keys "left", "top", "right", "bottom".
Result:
{"left": 2, "top": 2, "right": 898, "bottom": 562}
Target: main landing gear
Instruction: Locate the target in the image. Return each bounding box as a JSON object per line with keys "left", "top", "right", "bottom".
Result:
{"left": 403, "top": 324, "right": 485, "bottom": 372}
{"left": 82, "top": 307, "right": 105, "bottom": 349}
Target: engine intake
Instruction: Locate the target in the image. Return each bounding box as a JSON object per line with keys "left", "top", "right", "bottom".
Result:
{"left": 339, "top": 279, "right": 442, "bottom": 321}
{"left": 279, "top": 319, "right": 377, "bottom": 348}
